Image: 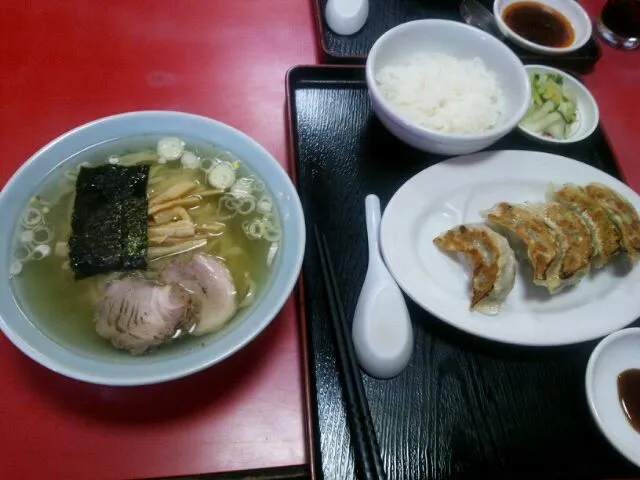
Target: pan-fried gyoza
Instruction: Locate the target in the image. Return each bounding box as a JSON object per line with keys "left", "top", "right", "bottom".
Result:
{"left": 433, "top": 224, "right": 516, "bottom": 316}
{"left": 583, "top": 183, "right": 640, "bottom": 265}
{"left": 433, "top": 182, "right": 639, "bottom": 315}
{"left": 547, "top": 183, "right": 621, "bottom": 268}
{"left": 527, "top": 202, "right": 593, "bottom": 292}
{"left": 481, "top": 202, "right": 562, "bottom": 292}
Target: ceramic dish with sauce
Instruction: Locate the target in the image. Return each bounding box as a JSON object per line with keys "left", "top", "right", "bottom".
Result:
{"left": 586, "top": 328, "right": 640, "bottom": 468}
{"left": 493, "top": 0, "right": 592, "bottom": 55}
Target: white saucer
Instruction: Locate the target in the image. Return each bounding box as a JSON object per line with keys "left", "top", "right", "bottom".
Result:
{"left": 586, "top": 327, "right": 640, "bottom": 467}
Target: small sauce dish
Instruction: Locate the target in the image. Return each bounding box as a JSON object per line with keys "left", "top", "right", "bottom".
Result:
{"left": 518, "top": 65, "right": 599, "bottom": 145}
{"left": 493, "top": 0, "right": 592, "bottom": 55}
{"left": 586, "top": 327, "right": 640, "bottom": 468}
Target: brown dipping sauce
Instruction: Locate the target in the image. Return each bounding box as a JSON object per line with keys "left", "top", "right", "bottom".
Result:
{"left": 502, "top": 1, "right": 575, "bottom": 48}
{"left": 618, "top": 368, "right": 640, "bottom": 433}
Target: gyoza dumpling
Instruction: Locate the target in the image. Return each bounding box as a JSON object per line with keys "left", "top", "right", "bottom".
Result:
{"left": 481, "top": 202, "right": 561, "bottom": 291}
{"left": 547, "top": 183, "right": 621, "bottom": 268}
{"left": 583, "top": 183, "right": 640, "bottom": 265}
{"left": 527, "top": 202, "right": 594, "bottom": 292}
{"left": 433, "top": 224, "right": 516, "bottom": 316}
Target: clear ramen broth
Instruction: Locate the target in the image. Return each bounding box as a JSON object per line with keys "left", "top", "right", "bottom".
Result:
{"left": 10, "top": 135, "right": 281, "bottom": 358}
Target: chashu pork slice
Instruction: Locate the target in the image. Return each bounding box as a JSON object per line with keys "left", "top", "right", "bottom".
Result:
{"left": 94, "top": 276, "right": 192, "bottom": 355}
{"left": 161, "top": 253, "right": 238, "bottom": 335}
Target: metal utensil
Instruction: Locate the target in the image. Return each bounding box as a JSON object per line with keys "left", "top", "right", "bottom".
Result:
{"left": 459, "top": 0, "right": 505, "bottom": 39}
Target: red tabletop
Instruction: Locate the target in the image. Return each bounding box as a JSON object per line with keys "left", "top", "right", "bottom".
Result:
{"left": 0, "top": 1, "right": 316, "bottom": 479}
{"left": 580, "top": 1, "right": 640, "bottom": 192}
{"left": 0, "top": 1, "right": 638, "bottom": 479}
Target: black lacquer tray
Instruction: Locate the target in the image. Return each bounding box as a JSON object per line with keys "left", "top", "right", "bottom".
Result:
{"left": 287, "top": 65, "right": 639, "bottom": 480}
{"left": 312, "top": 0, "right": 602, "bottom": 73}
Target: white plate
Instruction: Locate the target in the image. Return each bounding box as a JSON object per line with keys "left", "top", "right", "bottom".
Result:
{"left": 586, "top": 328, "right": 640, "bottom": 467}
{"left": 380, "top": 150, "right": 640, "bottom": 346}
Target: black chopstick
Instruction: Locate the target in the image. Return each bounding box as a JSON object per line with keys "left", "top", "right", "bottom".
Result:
{"left": 314, "top": 226, "right": 387, "bottom": 480}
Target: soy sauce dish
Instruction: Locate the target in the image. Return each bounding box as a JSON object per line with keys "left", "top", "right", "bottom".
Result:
{"left": 493, "top": 0, "right": 592, "bottom": 55}
{"left": 517, "top": 65, "right": 599, "bottom": 144}
{"left": 586, "top": 328, "right": 640, "bottom": 468}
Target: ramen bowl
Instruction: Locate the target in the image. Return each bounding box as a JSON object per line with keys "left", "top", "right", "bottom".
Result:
{"left": 0, "top": 111, "right": 305, "bottom": 386}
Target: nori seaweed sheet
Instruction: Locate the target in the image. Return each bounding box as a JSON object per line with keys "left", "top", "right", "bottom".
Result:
{"left": 69, "top": 164, "right": 149, "bottom": 279}
{"left": 121, "top": 197, "right": 148, "bottom": 270}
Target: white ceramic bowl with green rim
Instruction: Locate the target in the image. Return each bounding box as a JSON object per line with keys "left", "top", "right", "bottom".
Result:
{"left": 0, "top": 111, "right": 306, "bottom": 386}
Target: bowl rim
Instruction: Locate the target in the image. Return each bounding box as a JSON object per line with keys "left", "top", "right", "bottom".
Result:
{"left": 585, "top": 327, "right": 640, "bottom": 468}
{"left": 517, "top": 64, "right": 599, "bottom": 144}
{"left": 493, "top": 0, "right": 593, "bottom": 55}
{"left": 0, "top": 110, "right": 306, "bottom": 386}
{"left": 365, "top": 19, "right": 531, "bottom": 143}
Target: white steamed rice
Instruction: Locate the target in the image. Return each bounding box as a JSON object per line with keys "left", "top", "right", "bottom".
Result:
{"left": 375, "top": 52, "right": 503, "bottom": 135}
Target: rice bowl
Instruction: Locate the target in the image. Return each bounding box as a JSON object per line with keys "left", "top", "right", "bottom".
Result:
{"left": 366, "top": 19, "right": 531, "bottom": 155}
{"left": 375, "top": 53, "right": 504, "bottom": 135}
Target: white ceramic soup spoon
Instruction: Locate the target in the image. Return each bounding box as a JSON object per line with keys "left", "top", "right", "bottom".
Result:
{"left": 352, "top": 194, "right": 414, "bottom": 379}
{"left": 325, "top": 0, "right": 369, "bottom": 36}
